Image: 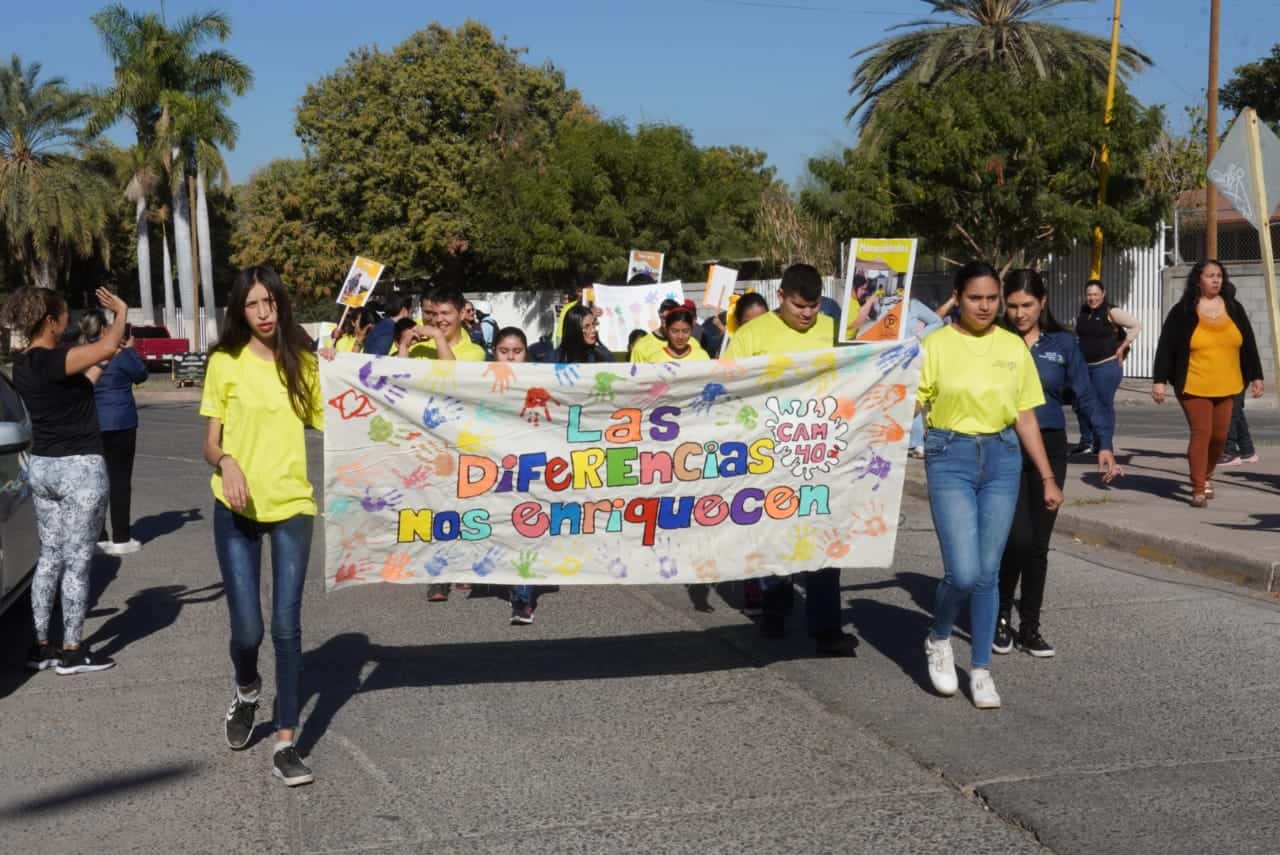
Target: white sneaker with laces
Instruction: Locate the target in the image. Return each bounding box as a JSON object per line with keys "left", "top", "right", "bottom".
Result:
{"left": 970, "top": 668, "right": 1002, "bottom": 709}
{"left": 924, "top": 635, "right": 958, "bottom": 696}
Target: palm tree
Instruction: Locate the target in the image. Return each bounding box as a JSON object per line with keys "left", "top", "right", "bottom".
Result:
{"left": 0, "top": 55, "right": 112, "bottom": 289}
{"left": 848, "top": 0, "right": 1151, "bottom": 125}
{"left": 92, "top": 4, "right": 251, "bottom": 328}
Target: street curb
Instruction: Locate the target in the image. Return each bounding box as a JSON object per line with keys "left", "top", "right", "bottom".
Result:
{"left": 902, "top": 474, "right": 1277, "bottom": 593}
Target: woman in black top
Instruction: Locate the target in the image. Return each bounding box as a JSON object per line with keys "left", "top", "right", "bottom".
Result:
{"left": 1071, "top": 280, "right": 1141, "bottom": 454}
{"left": 2, "top": 286, "right": 131, "bottom": 675}
{"left": 550, "top": 304, "right": 615, "bottom": 363}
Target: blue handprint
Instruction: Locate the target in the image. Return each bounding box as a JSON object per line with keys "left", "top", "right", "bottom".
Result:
{"left": 358, "top": 359, "right": 410, "bottom": 405}
{"left": 878, "top": 340, "right": 921, "bottom": 372}
{"left": 424, "top": 548, "right": 453, "bottom": 577}
{"left": 471, "top": 546, "right": 502, "bottom": 577}
{"left": 555, "top": 363, "right": 580, "bottom": 387}
{"left": 691, "top": 382, "right": 730, "bottom": 415}
{"left": 327, "top": 495, "right": 356, "bottom": 514}
{"left": 421, "top": 395, "right": 463, "bottom": 429}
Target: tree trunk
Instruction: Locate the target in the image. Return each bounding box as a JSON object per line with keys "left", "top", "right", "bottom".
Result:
{"left": 162, "top": 222, "right": 177, "bottom": 332}
{"left": 135, "top": 195, "right": 155, "bottom": 323}
{"left": 196, "top": 167, "right": 217, "bottom": 329}
{"left": 172, "top": 156, "right": 197, "bottom": 349}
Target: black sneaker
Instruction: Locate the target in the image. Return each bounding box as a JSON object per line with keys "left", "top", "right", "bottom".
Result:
{"left": 26, "top": 641, "right": 58, "bottom": 671}
{"left": 1018, "top": 628, "right": 1056, "bottom": 658}
{"left": 759, "top": 613, "right": 786, "bottom": 639}
{"left": 510, "top": 603, "right": 535, "bottom": 625}
{"left": 993, "top": 615, "right": 1015, "bottom": 655}
{"left": 273, "top": 744, "right": 314, "bottom": 787}
{"left": 55, "top": 647, "right": 116, "bottom": 675}
{"left": 814, "top": 630, "right": 859, "bottom": 657}
{"left": 1069, "top": 441, "right": 1093, "bottom": 455}
{"left": 741, "top": 579, "right": 763, "bottom": 616}
{"left": 225, "top": 686, "right": 260, "bottom": 750}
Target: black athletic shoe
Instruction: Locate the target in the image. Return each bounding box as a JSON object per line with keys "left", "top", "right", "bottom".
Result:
{"left": 814, "top": 630, "right": 859, "bottom": 657}
{"left": 510, "top": 603, "right": 535, "bottom": 625}
{"left": 225, "top": 687, "right": 260, "bottom": 750}
{"left": 26, "top": 641, "right": 58, "bottom": 671}
{"left": 1068, "top": 441, "right": 1093, "bottom": 455}
{"left": 1018, "top": 628, "right": 1056, "bottom": 658}
{"left": 54, "top": 647, "right": 115, "bottom": 675}
{"left": 273, "top": 744, "right": 315, "bottom": 787}
{"left": 992, "top": 615, "right": 1015, "bottom": 655}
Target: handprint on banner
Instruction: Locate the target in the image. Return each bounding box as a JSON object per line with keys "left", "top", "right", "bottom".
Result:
{"left": 410, "top": 438, "right": 455, "bottom": 477}
{"left": 654, "top": 535, "right": 679, "bottom": 579}
{"left": 400, "top": 465, "right": 432, "bottom": 490}
{"left": 328, "top": 389, "right": 377, "bottom": 420}
{"left": 338, "top": 530, "right": 369, "bottom": 561}
{"left": 513, "top": 549, "right": 540, "bottom": 579}
{"left": 819, "top": 528, "right": 852, "bottom": 561}
{"left": 472, "top": 400, "right": 502, "bottom": 423}
{"left": 596, "top": 542, "right": 628, "bottom": 579}
{"left": 762, "top": 354, "right": 794, "bottom": 388}
{"left": 850, "top": 500, "right": 890, "bottom": 538}
{"left": 360, "top": 487, "right": 403, "bottom": 513}
{"left": 553, "top": 551, "right": 584, "bottom": 577}
{"left": 833, "top": 397, "right": 857, "bottom": 421}
{"left": 456, "top": 422, "right": 496, "bottom": 455}
{"left": 744, "top": 551, "right": 767, "bottom": 576}
{"left": 851, "top": 451, "right": 892, "bottom": 491}
{"left": 711, "top": 359, "right": 744, "bottom": 382}
{"left": 358, "top": 360, "right": 410, "bottom": 406}
{"left": 635, "top": 380, "right": 671, "bottom": 409}
{"left": 877, "top": 340, "right": 921, "bottom": 372}
{"left": 335, "top": 561, "right": 372, "bottom": 585}
{"left": 858, "top": 383, "right": 907, "bottom": 413}
{"left": 785, "top": 524, "right": 817, "bottom": 562}
{"left": 691, "top": 382, "right": 731, "bottom": 416}
{"left": 327, "top": 495, "right": 357, "bottom": 515}
{"left": 421, "top": 395, "right": 463, "bottom": 429}
{"left": 591, "top": 371, "right": 621, "bottom": 403}
{"left": 808, "top": 352, "right": 838, "bottom": 395}
{"left": 694, "top": 558, "right": 721, "bottom": 582}
{"left": 472, "top": 546, "right": 503, "bottom": 577}
{"left": 865, "top": 415, "right": 906, "bottom": 446}
{"left": 423, "top": 546, "right": 455, "bottom": 577}
{"left": 380, "top": 552, "right": 413, "bottom": 583}
{"left": 483, "top": 362, "right": 516, "bottom": 393}
{"left": 657, "top": 361, "right": 679, "bottom": 378}
{"left": 520, "top": 387, "right": 562, "bottom": 426}
{"left": 422, "top": 360, "right": 457, "bottom": 393}
{"left": 335, "top": 458, "right": 389, "bottom": 489}
{"left": 735, "top": 405, "right": 759, "bottom": 430}
{"left": 368, "top": 415, "right": 420, "bottom": 446}
{"left": 554, "top": 363, "right": 580, "bottom": 387}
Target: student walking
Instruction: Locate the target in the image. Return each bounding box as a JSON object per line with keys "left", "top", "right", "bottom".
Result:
{"left": 1152, "top": 260, "right": 1264, "bottom": 507}
{"left": 631, "top": 301, "right": 709, "bottom": 364}
{"left": 201, "top": 265, "right": 326, "bottom": 786}
{"left": 4, "top": 286, "right": 129, "bottom": 675}
{"left": 997, "top": 270, "right": 1122, "bottom": 658}
{"left": 916, "top": 262, "right": 1062, "bottom": 708}
{"left": 1071, "top": 280, "right": 1141, "bottom": 454}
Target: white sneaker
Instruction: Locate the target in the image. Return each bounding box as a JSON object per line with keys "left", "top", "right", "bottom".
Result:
{"left": 924, "top": 635, "right": 958, "bottom": 696}
{"left": 111, "top": 539, "right": 142, "bottom": 555}
{"left": 970, "top": 668, "right": 1002, "bottom": 709}
{"left": 95, "top": 540, "right": 113, "bottom": 554}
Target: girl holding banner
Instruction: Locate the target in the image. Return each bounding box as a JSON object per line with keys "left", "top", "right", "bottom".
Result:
{"left": 201, "top": 266, "right": 325, "bottom": 787}
{"left": 915, "top": 262, "right": 1062, "bottom": 710}
{"left": 551, "top": 304, "right": 614, "bottom": 364}
{"left": 632, "top": 302, "right": 709, "bottom": 363}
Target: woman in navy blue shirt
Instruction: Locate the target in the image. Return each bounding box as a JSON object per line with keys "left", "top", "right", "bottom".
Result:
{"left": 996, "top": 270, "right": 1122, "bottom": 658}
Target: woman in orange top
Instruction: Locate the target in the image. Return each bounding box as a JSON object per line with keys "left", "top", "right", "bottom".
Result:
{"left": 1151, "top": 260, "right": 1264, "bottom": 507}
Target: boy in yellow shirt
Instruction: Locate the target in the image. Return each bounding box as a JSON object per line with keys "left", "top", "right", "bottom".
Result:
{"left": 396, "top": 286, "right": 486, "bottom": 361}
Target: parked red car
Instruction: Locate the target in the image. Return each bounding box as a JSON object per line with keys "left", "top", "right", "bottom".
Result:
{"left": 130, "top": 325, "right": 190, "bottom": 368}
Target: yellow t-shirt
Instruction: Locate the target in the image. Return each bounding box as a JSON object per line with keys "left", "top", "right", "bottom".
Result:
{"left": 335, "top": 334, "right": 358, "bottom": 353}
{"left": 199, "top": 348, "right": 324, "bottom": 521}
{"left": 723, "top": 311, "right": 836, "bottom": 357}
{"left": 1184, "top": 314, "right": 1244, "bottom": 397}
{"left": 631, "top": 335, "right": 709, "bottom": 362}
{"left": 553, "top": 300, "right": 578, "bottom": 348}
{"left": 916, "top": 325, "right": 1044, "bottom": 435}
{"left": 394, "top": 333, "right": 487, "bottom": 361}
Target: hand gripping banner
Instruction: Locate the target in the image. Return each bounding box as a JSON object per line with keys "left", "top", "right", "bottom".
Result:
{"left": 320, "top": 341, "right": 921, "bottom": 590}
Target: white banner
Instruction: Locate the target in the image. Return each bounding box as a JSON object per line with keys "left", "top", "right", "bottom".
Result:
{"left": 320, "top": 341, "right": 921, "bottom": 590}
{"left": 593, "top": 281, "right": 685, "bottom": 352}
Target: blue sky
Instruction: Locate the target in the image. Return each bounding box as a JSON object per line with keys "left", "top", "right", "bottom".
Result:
{"left": 5, "top": 0, "right": 1274, "bottom": 186}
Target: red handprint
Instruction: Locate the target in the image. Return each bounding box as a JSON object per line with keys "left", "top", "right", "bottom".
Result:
{"left": 328, "top": 389, "right": 377, "bottom": 420}
{"left": 520, "top": 387, "right": 563, "bottom": 426}
{"left": 335, "top": 561, "right": 370, "bottom": 584}
{"left": 401, "top": 465, "right": 432, "bottom": 489}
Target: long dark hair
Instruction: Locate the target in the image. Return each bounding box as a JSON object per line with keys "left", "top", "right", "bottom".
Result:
{"left": 1002, "top": 269, "right": 1064, "bottom": 332}
{"left": 953, "top": 260, "right": 1000, "bottom": 294}
{"left": 215, "top": 265, "right": 316, "bottom": 423}
{"left": 559, "top": 304, "right": 599, "bottom": 362}
{"left": 1180, "top": 259, "right": 1236, "bottom": 309}
{"left": 733, "top": 292, "right": 768, "bottom": 327}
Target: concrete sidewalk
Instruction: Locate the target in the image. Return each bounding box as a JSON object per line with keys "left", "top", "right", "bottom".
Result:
{"left": 905, "top": 436, "right": 1280, "bottom": 593}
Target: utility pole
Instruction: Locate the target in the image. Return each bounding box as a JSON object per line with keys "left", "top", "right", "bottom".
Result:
{"left": 1206, "top": 0, "right": 1221, "bottom": 259}
{"left": 1090, "top": 0, "right": 1123, "bottom": 279}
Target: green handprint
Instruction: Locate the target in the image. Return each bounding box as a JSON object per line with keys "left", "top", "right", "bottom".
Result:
{"left": 591, "top": 371, "right": 622, "bottom": 403}
{"left": 736, "top": 405, "right": 759, "bottom": 430}
{"left": 513, "top": 549, "right": 540, "bottom": 579}
{"left": 369, "top": 415, "right": 394, "bottom": 442}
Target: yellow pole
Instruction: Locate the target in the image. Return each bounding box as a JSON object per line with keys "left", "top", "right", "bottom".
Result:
{"left": 1090, "top": 0, "right": 1123, "bottom": 279}
{"left": 1206, "top": 0, "right": 1221, "bottom": 258}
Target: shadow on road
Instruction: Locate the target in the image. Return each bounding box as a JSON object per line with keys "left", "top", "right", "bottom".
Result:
{"left": 133, "top": 508, "right": 203, "bottom": 545}
{"left": 0, "top": 762, "right": 197, "bottom": 818}
{"left": 294, "top": 625, "right": 812, "bottom": 757}
{"left": 85, "top": 583, "right": 224, "bottom": 657}
{"left": 1211, "top": 513, "right": 1280, "bottom": 532}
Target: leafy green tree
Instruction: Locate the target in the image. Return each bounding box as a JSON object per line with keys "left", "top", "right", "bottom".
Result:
{"left": 848, "top": 0, "right": 1150, "bottom": 127}
{"left": 808, "top": 69, "right": 1164, "bottom": 271}
{"left": 0, "top": 55, "right": 113, "bottom": 289}
{"left": 1221, "top": 43, "right": 1280, "bottom": 131}
{"left": 1140, "top": 106, "right": 1207, "bottom": 218}
{"left": 295, "top": 21, "right": 582, "bottom": 283}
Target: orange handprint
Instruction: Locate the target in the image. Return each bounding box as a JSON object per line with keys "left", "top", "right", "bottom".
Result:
{"left": 335, "top": 561, "right": 371, "bottom": 584}
{"left": 380, "top": 552, "right": 413, "bottom": 582}
{"left": 819, "top": 529, "right": 852, "bottom": 560}
{"left": 483, "top": 362, "right": 516, "bottom": 393}
{"left": 865, "top": 415, "right": 905, "bottom": 445}
{"left": 712, "top": 359, "right": 745, "bottom": 382}
{"left": 859, "top": 383, "right": 907, "bottom": 412}
{"left": 694, "top": 558, "right": 721, "bottom": 581}
{"left": 850, "top": 501, "right": 890, "bottom": 538}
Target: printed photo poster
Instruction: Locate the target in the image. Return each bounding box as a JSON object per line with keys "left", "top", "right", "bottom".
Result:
{"left": 319, "top": 338, "right": 922, "bottom": 589}
{"left": 593, "top": 281, "right": 685, "bottom": 352}
{"left": 336, "top": 256, "right": 387, "bottom": 309}
{"left": 838, "top": 239, "right": 917, "bottom": 343}
{"left": 703, "top": 265, "right": 738, "bottom": 311}
{"left": 626, "top": 250, "right": 665, "bottom": 283}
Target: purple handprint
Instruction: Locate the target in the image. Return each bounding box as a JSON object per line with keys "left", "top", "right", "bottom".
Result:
{"left": 360, "top": 487, "right": 403, "bottom": 512}
{"left": 358, "top": 359, "right": 410, "bottom": 406}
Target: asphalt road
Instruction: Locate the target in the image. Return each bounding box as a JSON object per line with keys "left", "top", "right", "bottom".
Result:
{"left": 1113, "top": 400, "right": 1280, "bottom": 446}
{"left": 1, "top": 399, "right": 1278, "bottom": 854}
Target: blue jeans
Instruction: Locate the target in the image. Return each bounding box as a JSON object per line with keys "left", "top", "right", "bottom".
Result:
{"left": 213, "top": 502, "right": 313, "bottom": 730}
{"left": 1075, "top": 358, "right": 1122, "bottom": 448}
{"left": 510, "top": 584, "right": 538, "bottom": 606}
{"left": 924, "top": 428, "right": 1022, "bottom": 669}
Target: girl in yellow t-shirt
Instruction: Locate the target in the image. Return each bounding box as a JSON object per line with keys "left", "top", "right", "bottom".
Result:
{"left": 632, "top": 302, "right": 709, "bottom": 364}
{"left": 200, "top": 265, "right": 324, "bottom": 788}
{"left": 915, "top": 262, "right": 1062, "bottom": 711}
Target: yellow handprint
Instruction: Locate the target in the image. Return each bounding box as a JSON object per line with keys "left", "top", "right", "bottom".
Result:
{"left": 785, "top": 524, "right": 817, "bottom": 562}
{"left": 809, "top": 352, "right": 838, "bottom": 395}
{"left": 422, "top": 360, "right": 457, "bottom": 393}
{"left": 763, "top": 354, "right": 794, "bottom": 388}
{"left": 554, "top": 552, "right": 584, "bottom": 577}
{"left": 456, "top": 422, "right": 495, "bottom": 454}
